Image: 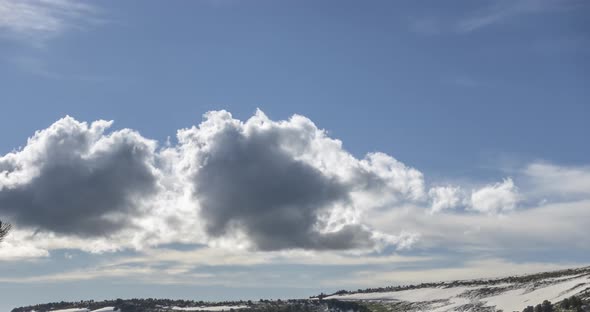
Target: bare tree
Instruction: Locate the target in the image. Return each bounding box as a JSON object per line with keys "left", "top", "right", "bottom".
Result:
{"left": 0, "top": 220, "right": 11, "bottom": 242}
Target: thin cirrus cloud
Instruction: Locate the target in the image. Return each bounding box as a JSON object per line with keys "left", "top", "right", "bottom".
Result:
{"left": 523, "top": 162, "right": 590, "bottom": 197}
{"left": 0, "top": 0, "right": 99, "bottom": 42}
{"left": 0, "top": 110, "right": 587, "bottom": 259}
{"left": 410, "top": 0, "right": 581, "bottom": 35}
{"left": 455, "top": 0, "right": 585, "bottom": 33}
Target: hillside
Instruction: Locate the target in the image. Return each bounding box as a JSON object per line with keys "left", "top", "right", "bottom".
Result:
{"left": 12, "top": 266, "right": 590, "bottom": 312}
{"left": 323, "top": 266, "right": 590, "bottom": 311}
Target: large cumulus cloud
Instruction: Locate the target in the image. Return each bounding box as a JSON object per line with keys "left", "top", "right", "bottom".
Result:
{"left": 172, "top": 110, "right": 422, "bottom": 251}
{"left": 1, "top": 110, "right": 547, "bottom": 256}
{"left": 0, "top": 116, "right": 158, "bottom": 236}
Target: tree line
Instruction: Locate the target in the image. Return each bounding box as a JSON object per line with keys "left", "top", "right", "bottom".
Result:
{"left": 522, "top": 295, "right": 587, "bottom": 312}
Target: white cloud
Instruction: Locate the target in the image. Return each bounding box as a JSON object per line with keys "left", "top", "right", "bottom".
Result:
{"left": 455, "top": 0, "right": 560, "bottom": 33}
{"left": 470, "top": 178, "right": 519, "bottom": 214}
{"left": 410, "top": 0, "right": 582, "bottom": 36}
{"left": 428, "top": 186, "right": 462, "bottom": 213}
{"left": 167, "top": 109, "right": 424, "bottom": 251}
{"left": 105, "top": 247, "right": 431, "bottom": 271}
{"left": 0, "top": 0, "right": 99, "bottom": 43}
{"left": 0, "top": 116, "right": 160, "bottom": 236}
{"left": 0, "top": 111, "right": 428, "bottom": 256}
{"left": 1, "top": 112, "right": 589, "bottom": 265}
{"left": 524, "top": 162, "right": 590, "bottom": 197}
{"left": 370, "top": 198, "right": 590, "bottom": 255}
{"left": 0, "top": 241, "right": 48, "bottom": 260}
{"left": 327, "top": 258, "right": 584, "bottom": 288}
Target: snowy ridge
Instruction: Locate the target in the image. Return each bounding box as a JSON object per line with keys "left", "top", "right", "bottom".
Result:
{"left": 49, "top": 308, "right": 116, "bottom": 312}
{"left": 169, "top": 306, "right": 248, "bottom": 311}
{"left": 16, "top": 267, "right": 590, "bottom": 312}
{"left": 325, "top": 266, "right": 590, "bottom": 312}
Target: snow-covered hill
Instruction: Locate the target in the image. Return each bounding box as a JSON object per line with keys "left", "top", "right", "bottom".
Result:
{"left": 14, "top": 267, "right": 590, "bottom": 312}
{"left": 325, "top": 266, "right": 590, "bottom": 311}
{"left": 48, "top": 308, "right": 116, "bottom": 312}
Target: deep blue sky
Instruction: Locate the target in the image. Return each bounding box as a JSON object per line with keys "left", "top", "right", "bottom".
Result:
{"left": 1, "top": 0, "right": 588, "bottom": 178}
{"left": 0, "top": 1, "right": 589, "bottom": 310}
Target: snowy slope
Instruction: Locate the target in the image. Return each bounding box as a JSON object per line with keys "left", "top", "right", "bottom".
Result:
{"left": 19, "top": 267, "right": 590, "bottom": 312}
{"left": 170, "top": 305, "right": 248, "bottom": 311}
{"left": 48, "top": 307, "right": 116, "bottom": 312}
{"left": 325, "top": 267, "right": 590, "bottom": 312}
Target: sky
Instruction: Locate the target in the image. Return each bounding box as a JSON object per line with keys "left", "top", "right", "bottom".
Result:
{"left": 0, "top": 0, "right": 589, "bottom": 310}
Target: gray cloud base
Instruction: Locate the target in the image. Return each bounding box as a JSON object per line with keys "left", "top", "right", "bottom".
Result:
{"left": 192, "top": 125, "right": 375, "bottom": 250}
{"left": 0, "top": 118, "right": 158, "bottom": 237}
{"left": 0, "top": 113, "right": 387, "bottom": 250}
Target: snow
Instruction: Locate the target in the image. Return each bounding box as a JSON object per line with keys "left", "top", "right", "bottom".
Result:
{"left": 327, "top": 286, "right": 478, "bottom": 312}
{"left": 49, "top": 308, "right": 116, "bottom": 312}
{"left": 170, "top": 306, "right": 248, "bottom": 311}
{"left": 326, "top": 272, "right": 590, "bottom": 312}
{"left": 28, "top": 268, "right": 590, "bottom": 312}
{"left": 484, "top": 274, "right": 590, "bottom": 312}
{"left": 328, "top": 286, "right": 475, "bottom": 302}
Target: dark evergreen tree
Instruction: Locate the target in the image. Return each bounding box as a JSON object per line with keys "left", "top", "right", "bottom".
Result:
{"left": 562, "top": 297, "right": 571, "bottom": 309}
{"left": 0, "top": 220, "right": 11, "bottom": 242}
{"left": 569, "top": 295, "right": 583, "bottom": 309}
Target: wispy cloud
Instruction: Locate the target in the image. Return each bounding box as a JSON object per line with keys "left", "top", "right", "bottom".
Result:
{"left": 0, "top": 0, "right": 100, "bottom": 44}
{"left": 8, "top": 55, "right": 118, "bottom": 81}
{"left": 326, "top": 258, "right": 585, "bottom": 288}
{"left": 455, "top": 0, "right": 531, "bottom": 33}
{"left": 0, "top": 247, "right": 431, "bottom": 285}
{"left": 407, "top": 17, "right": 443, "bottom": 36}
{"left": 410, "top": 0, "right": 583, "bottom": 35}
{"left": 446, "top": 75, "right": 485, "bottom": 88}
